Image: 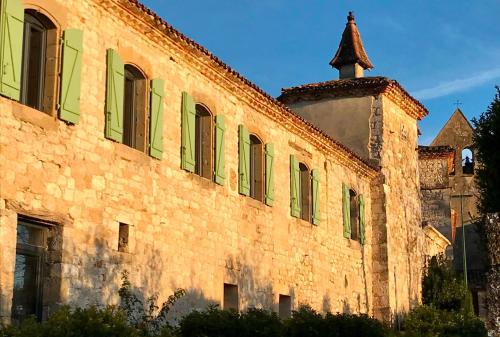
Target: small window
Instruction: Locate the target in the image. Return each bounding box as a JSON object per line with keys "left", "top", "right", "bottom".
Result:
{"left": 223, "top": 283, "right": 238, "bottom": 311}
{"left": 249, "top": 134, "right": 264, "bottom": 201}
{"left": 194, "top": 104, "right": 213, "bottom": 179}
{"left": 461, "top": 148, "right": 474, "bottom": 174}
{"left": 299, "top": 163, "right": 311, "bottom": 221}
{"left": 279, "top": 295, "right": 292, "bottom": 319}
{"left": 123, "top": 64, "right": 148, "bottom": 151}
{"left": 20, "top": 10, "right": 57, "bottom": 113}
{"left": 12, "top": 219, "right": 49, "bottom": 324}
{"left": 118, "top": 223, "right": 129, "bottom": 252}
{"left": 350, "top": 189, "right": 360, "bottom": 241}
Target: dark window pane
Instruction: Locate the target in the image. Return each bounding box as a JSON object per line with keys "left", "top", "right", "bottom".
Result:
{"left": 16, "top": 223, "right": 46, "bottom": 247}
{"left": 250, "top": 135, "right": 263, "bottom": 201}
{"left": 12, "top": 253, "right": 41, "bottom": 323}
{"left": 123, "top": 75, "right": 136, "bottom": 148}
{"left": 194, "top": 105, "right": 213, "bottom": 179}
{"left": 299, "top": 163, "right": 310, "bottom": 221}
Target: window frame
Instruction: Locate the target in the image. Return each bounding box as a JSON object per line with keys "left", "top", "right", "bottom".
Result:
{"left": 194, "top": 103, "right": 214, "bottom": 180}
{"left": 123, "top": 64, "right": 148, "bottom": 152}
{"left": 349, "top": 189, "right": 360, "bottom": 241}
{"left": 249, "top": 133, "right": 264, "bottom": 201}
{"left": 299, "top": 162, "right": 311, "bottom": 222}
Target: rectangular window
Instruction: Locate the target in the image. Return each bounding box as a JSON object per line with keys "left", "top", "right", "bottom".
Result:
{"left": 279, "top": 295, "right": 292, "bottom": 319}
{"left": 223, "top": 283, "right": 238, "bottom": 311}
{"left": 12, "top": 218, "right": 49, "bottom": 324}
{"left": 350, "top": 190, "right": 360, "bottom": 241}
{"left": 118, "top": 223, "right": 129, "bottom": 252}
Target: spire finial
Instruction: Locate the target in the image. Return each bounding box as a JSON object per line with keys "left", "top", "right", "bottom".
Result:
{"left": 348, "top": 11, "right": 355, "bottom": 23}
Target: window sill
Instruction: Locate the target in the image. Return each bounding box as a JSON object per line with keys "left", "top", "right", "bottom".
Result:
{"left": 245, "top": 196, "right": 266, "bottom": 210}
{"left": 345, "top": 238, "right": 362, "bottom": 250}
{"left": 113, "top": 142, "right": 151, "bottom": 165}
{"left": 12, "top": 102, "right": 58, "bottom": 131}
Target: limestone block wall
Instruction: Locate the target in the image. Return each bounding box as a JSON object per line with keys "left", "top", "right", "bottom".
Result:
{"left": 0, "top": 0, "right": 377, "bottom": 322}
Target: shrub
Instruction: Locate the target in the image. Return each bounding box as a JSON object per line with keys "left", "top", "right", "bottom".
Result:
{"left": 284, "top": 305, "right": 324, "bottom": 337}
{"left": 178, "top": 305, "right": 241, "bottom": 337}
{"left": 324, "top": 313, "right": 389, "bottom": 337}
{"left": 240, "top": 308, "right": 284, "bottom": 337}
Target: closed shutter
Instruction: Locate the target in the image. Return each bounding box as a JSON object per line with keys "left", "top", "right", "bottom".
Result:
{"left": 265, "top": 143, "right": 274, "bottom": 206}
{"left": 342, "top": 183, "right": 351, "bottom": 238}
{"left": 290, "top": 155, "right": 301, "bottom": 218}
{"left": 238, "top": 125, "right": 250, "bottom": 196}
{"left": 105, "top": 49, "right": 124, "bottom": 142}
{"left": 59, "top": 29, "right": 83, "bottom": 124}
{"left": 149, "top": 78, "right": 164, "bottom": 159}
{"left": 181, "top": 91, "right": 196, "bottom": 172}
{"left": 0, "top": 0, "right": 23, "bottom": 100}
{"left": 359, "top": 194, "right": 366, "bottom": 245}
{"left": 214, "top": 115, "right": 225, "bottom": 185}
{"left": 311, "top": 169, "right": 320, "bottom": 225}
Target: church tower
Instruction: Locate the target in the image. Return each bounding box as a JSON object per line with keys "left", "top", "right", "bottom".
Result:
{"left": 278, "top": 12, "right": 428, "bottom": 321}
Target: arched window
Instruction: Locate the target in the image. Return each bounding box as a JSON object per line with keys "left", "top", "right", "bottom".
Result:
{"left": 249, "top": 134, "right": 264, "bottom": 201}
{"left": 21, "top": 10, "right": 57, "bottom": 113}
{"left": 194, "top": 104, "right": 213, "bottom": 179}
{"left": 461, "top": 148, "right": 474, "bottom": 174}
{"left": 123, "top": 64, "right": 147, "bottom": 151}
{"left": 299, "top": 163, "right": 311, "bottom": 221}
{"left": 349, "top": 189, "right": 360, "bottom": 240}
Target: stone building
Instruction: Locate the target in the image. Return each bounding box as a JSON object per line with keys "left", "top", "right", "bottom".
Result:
{"left": 0, "top": 1, "right": 427, "bottom": 325}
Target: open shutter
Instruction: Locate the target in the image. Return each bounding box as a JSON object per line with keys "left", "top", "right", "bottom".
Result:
{"left": 105, "top": 49, "right": 124, "bottom": 142}
{"left": 0, "top": 0, "right": 23, "bottom": 100}
{"left": 149, "top": 78, "right": 164, "bottom": 159}
{"left": 342, "top": 183, "right": 351, "bottom": 238}
{"left": 359, "top": 194, "right": 366, "bottom": 245}
{"left": 311, "top": 169, "right": 320, "bottom": 225}
{"left": 238, "top": 125, "right": 250, "bottom": 195}
{"left": 59, "top": 29, "right": 83, "bottom": 124}
{"left": 214, "top": 115, "right": 225, "bottom": 185}
{"left": 265, "top": 143, "right": 274, "bottom": 206}
{"left": 290, "top": 155, "right": 301, "bottom": 218}
{"left": 181, "top": 91, "right": 196, "bottom": 172}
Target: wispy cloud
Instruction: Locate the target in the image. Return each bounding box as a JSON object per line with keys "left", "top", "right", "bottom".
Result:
{"left": 413, "top": 67, "right": 500, "bottom": 100}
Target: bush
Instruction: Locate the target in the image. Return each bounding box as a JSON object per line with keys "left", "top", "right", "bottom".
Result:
{"left": 178, "top": 305, "right": 241, "bottom": 337}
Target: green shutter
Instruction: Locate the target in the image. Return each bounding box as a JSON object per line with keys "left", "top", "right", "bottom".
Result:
{"left": 265, "top": 143, "right": 274, "bottom": 206}
{"left": 311, "top": 169, "right": 320, "bottom": 225}
{"left": 214, "top": 115, "right": 225, "bottom": 185}
{"left": 181, "top": 91, "right": 196, "bottom": 172}
{"left": 290, "top": 155, "right": 301, "bottom": 218}
{"left": 342, "top": 183, "right": 351, "bottom": 238}
{"left": 238, "top": 125, "right": 250, "bottom": 196}
{"left": 0, "top": 0, "right": 23, "bottom": 100}
{"left": 149, "top": 78, "right": 164, "bottom": 159}
{"left": 105, "top": 49, "right": 124, "bottom": 142}
{"left": 59, "top": 29, "right": 83, "bottom": 124}
{"left": 359, "top": 194, "right": 366, "bottom": 245}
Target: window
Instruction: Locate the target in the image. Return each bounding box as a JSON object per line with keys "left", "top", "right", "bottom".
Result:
{"left": 123, "top": 64, "right": 147, "bottom": 151}
{"left": 223, "top": 283, "right": 238, "bottom": 311}
{"left": 20, "top": 10, "right": 57, "bottom": 113}
{"left": 249, "top": 134, "right": 264, "bottom": 201}
{"left": 12, "top": 219, "right": 49, "bottom": 324}
{"left": 194, "top": 104, "right": 213, "bottom": 179}
{"left": 349, "top": 189, "right": 360, "bottom": 240}
{"left": 461, "top": 148, "right": 474, "bottom": 174}
{"left": 299, "top": 163, "right": 311, "bottom": 221}
{"left": 279, "top": 295, "right": 292, "bottom": 319}
{"left": 118, "top": 223, "right": 129, "bottom": 252}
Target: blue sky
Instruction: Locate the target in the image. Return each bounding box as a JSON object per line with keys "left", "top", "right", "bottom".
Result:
{"left": 141, "top": 0, "right": 500, "bottom": 145}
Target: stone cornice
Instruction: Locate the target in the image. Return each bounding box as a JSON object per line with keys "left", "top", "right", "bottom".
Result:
{"left": 96, "top": 0, "right": 379, "bottom": 178}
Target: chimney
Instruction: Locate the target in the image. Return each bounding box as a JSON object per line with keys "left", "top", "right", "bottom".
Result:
{"left": 330, "top": 12, "right": 373, "bottom": 79}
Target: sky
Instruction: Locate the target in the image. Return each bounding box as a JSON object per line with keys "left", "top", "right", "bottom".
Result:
{"left": 141, "top": 0, "right": 500, "bottom": 145}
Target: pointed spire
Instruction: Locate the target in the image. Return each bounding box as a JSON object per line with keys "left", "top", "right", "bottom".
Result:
{"left": 330, "top": 11, "right": 373, "bottom": 78}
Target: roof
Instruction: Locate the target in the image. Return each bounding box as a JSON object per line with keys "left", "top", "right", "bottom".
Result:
{"left": 418, "top": 145, "right": 455, "bottom": 158}
{"left": 430, "top": 108, "right": 474, "bottom": 146}
{"left": 330, "top": 12, "right": 373, "bottom": 70}
{"left": 117, "top": 0, "right": 379, "bottom": 175}
{"left": 278, "top": 77, "right": 429, "bottom": 120}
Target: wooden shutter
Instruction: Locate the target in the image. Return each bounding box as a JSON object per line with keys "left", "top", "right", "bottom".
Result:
{"left": 290, "top": 155, "right": 301, "bottom": 218}
{"left": 214, "top": 115, "right": 225, "bottom": 185}
{"left": 265, "top": 143, "right": 274, "bottom": 206}
{"left": 181, "top": 91, "right": 196, "bottom": 172}
{"left": 59, "top": 29, "right": 83, "bottom": 124}
{"left": 359, "top": 194, "right": 366, "bottom": 245}
{"left": 105, "top": 49, "right": 124, "bottom": 142}
{"left": 149, "top": 78, "right": 164, "bottom": 159}
{"left": 0, "top": 0, "right": 23, "bottom": 100}
{"left": 238, "top": 125, "right": 250, "bottom": 195}
{"left": 342, "top": 183, "right": 351, "bottom": 238}
{"left": 311, "top": 169, "right": 320, "bottom": 225}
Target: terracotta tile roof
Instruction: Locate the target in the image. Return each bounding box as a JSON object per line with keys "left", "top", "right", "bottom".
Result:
{"left": 330, "top": 12, "right": 373, "bottom": 70}
{"left": 418, "top": 145, "right": 455, "bottom": 158}
{"left": 277, "top": 77, "right": 429, "bottom": 120}
{"left": 120, "top": 0, "right": 379, "bottom": 174}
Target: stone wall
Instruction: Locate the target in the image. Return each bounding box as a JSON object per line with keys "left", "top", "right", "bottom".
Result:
{"left": 0, "top": 0, "right": 377, "bottom": 323}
